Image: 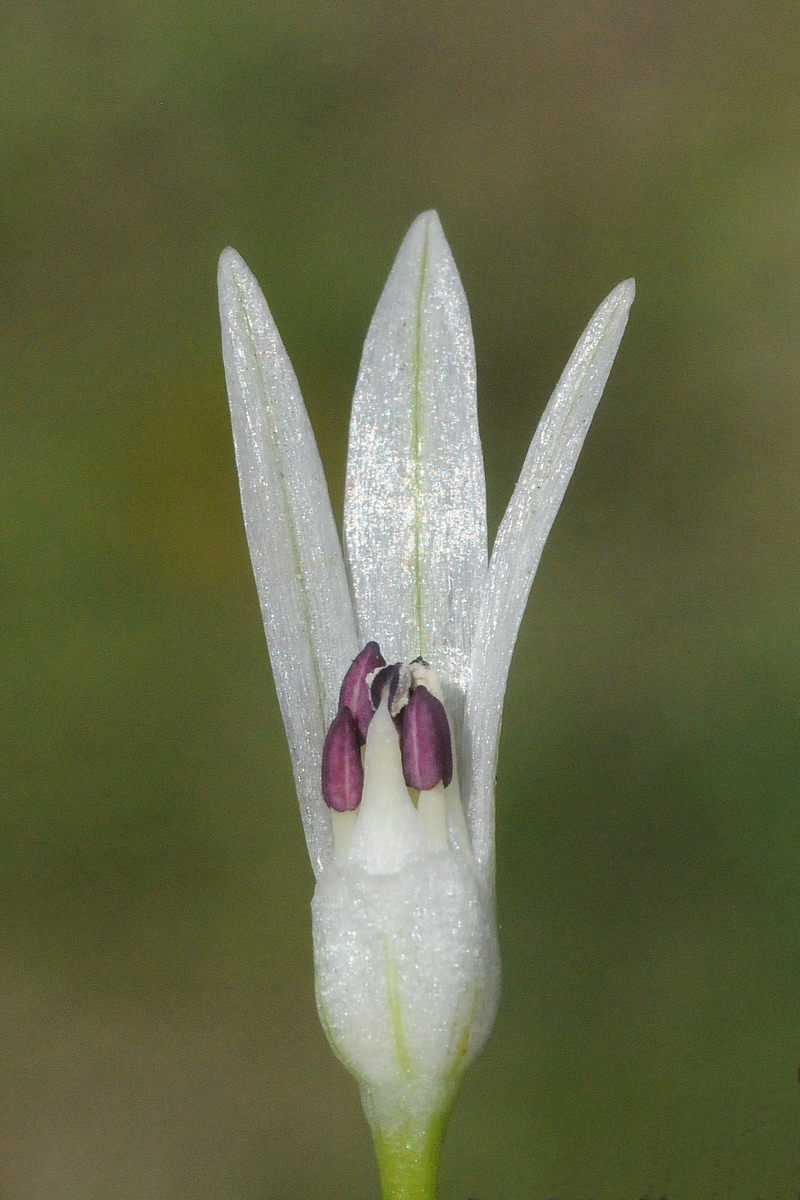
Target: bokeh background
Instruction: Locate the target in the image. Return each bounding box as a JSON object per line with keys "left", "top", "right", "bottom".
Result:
{"left": 2, "top": 1, "right": 800, "bottom": 1196}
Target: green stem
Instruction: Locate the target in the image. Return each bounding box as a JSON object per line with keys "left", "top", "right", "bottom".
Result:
{"left": 370, "top": 1103, "right": 452, "bottom": 1200}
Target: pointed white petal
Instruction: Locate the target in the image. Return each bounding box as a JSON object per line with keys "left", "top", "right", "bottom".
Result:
{"left": 218, "top": 248, "right": 359, "bottom": 876}
{"left": 344, "top": 212, "right": 487, "bottom": 738}
{"left": 464, "top": 279, "right": 635, "bottom": 878}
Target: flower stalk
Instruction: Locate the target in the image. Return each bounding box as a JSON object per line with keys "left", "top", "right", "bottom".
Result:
{"left": 218, "top": 212, "right": 634, "bottom": 1199}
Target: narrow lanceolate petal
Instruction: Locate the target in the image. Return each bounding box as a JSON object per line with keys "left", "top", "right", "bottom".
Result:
{"left": 463, "top": 278, "right": 636, "bottom": 879}
{"left": 344, "top": 212, "right": 487, "bottom": 736}
{"left": 218, "top": 248, "right": 359, "bottom": 876}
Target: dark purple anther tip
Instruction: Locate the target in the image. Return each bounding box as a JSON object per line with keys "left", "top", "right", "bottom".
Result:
{"left": 400, "top": 685, "right": 453, "bottom": 791}
{"left": 338, "top": 641, "right": 385, "bottom": 743}
{"left": 370, "top": 662, "right": 406, "bottom": 715}
{"left": 321, "top": 707, "right": 363, "bottom": 812}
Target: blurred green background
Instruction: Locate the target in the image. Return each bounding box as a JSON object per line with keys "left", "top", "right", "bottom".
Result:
{"left": 1, "top": 1, "right": 800, "bottom": 1196}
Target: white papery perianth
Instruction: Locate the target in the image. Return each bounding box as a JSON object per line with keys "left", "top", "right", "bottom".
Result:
{"left": 344, "top": 212, "right": 487, "bottom": 754}
{"left": 463, "top": 278, "right": 635, "bottom": 882}
{"left": 218, "top": 248, "right": 359, "bottom": 876}
{"left": 217, "top": 213, "right": 634, "bottom": 1170}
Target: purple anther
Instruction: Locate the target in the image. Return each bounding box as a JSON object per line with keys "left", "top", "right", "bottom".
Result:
{"left": 321, "top": 707, "right": 363, "bottom": 812}
{"left": 400, "top": 684, "right": 453, "bottom": 791}
{"left": 369, "top": 662, "right": 408, "bottom": 716}
{"left": 338, "top": 641, "right": 385, "bottom": 743}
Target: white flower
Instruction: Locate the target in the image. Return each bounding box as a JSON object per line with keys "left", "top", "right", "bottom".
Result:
{"left": 217, "top": 212, "right": 633, "bottom": 1196}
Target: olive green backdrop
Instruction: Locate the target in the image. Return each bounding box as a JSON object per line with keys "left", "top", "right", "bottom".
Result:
{"left": 1, "top": 1, "right": 799, "bottom": 1196}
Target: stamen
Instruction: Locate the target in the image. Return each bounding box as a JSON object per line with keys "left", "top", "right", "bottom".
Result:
{"left": 338, "top": 641, "right": 385, "bottom": 743}
{"left": 321, "top": 707, "right": 363, "bottom": 811}
{"left": 400, "top": 684, "right": 453, "bottom": 791}
{"left": 418, "top": 785, "right": 449, "bottom": 853}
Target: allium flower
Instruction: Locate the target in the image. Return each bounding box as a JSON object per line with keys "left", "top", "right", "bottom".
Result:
{"left": 218, "top": 213, "right": 633, "bottom": 1200}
